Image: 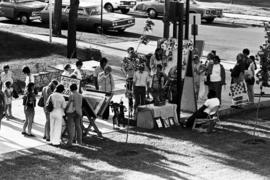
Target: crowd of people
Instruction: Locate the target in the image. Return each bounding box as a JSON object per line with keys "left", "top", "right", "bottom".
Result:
{"left": 0, "top": 59, "right": 116, "bottom": 147}
{"left": 186, "top": 48, "right": 257, "bottom": 128}
{"left": 0, "top": 46, "right": 259, "bottom": 143}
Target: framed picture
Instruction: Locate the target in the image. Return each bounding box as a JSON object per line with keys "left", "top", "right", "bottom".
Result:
{"left": 169, "top": 118, "right": 175, "bottom": 126}
{"left": 164, "top": 119, "right": 170, "bottom": 128}
{"left": 155, "top": 118, "right": 163, "bottom": 128}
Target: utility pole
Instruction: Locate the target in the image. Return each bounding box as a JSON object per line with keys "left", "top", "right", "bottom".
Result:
{"left": 67, "top": 0, "right": 79, "bottom": 58}
{"left": 173, "top": 21, "right": 177, "bottom": 38}
{"left": 163, "top": 0, "right": 170, "bottom": 38}
{"left": 176, "top": 2, "right": 184, "bottom": 121}
{"left": 185, "top": 0, "right": 190, "bottom": 39}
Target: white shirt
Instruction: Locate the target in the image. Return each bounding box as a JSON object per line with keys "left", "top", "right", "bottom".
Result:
{"left": 203, "top": 98, "right": 220, "bottom": 115}
{"left": 1, "top": 71, "right": 13, "bottom": 85}
{"left": 210, "top": 64, "right": 221, "bottom": 82}
{"left": 25, "top": 74, "right": 35, "bottom": 87}
{"left": 50, "top": 92, "right": 66, "bottom": 116}
{"left": 133, "top": 71, "right": 151, "bottom": 87}
{"left": 62, "top": 70, "right": 71, "bottom": 77}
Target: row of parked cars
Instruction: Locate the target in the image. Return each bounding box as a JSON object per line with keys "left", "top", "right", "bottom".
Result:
{"left": 0, "top": 0, "right": 223, "bottom": 33}
{"left": 0, "top": 0, "right": 137, "bottom": 33}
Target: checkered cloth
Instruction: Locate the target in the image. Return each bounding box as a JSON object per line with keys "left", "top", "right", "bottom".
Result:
{"left": 229, "top": 82, "right": 247, "bottom": 97}
{"left": 229, "top": 82, "right": 249, "bottom": 105}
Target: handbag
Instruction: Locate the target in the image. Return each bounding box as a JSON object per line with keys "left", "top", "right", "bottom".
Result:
{"left": 38, "top": 96, "right": 45, "bottom": 107}
{"left": 45, "top": 96, "right": 54, "bottom": 112}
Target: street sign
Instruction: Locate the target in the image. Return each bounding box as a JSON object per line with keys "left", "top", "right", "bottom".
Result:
{"left": 189, "top": 13, "right": 201, "bottom": 25}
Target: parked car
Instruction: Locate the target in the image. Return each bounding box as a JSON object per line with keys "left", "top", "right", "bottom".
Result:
{"left": 134, "top": 0, "right": 223, "bottom": 23}
{"left": 0, "top": 0, "right": 46, "bottom": 24}
{"left": 40, "top": 3, "right": 135, "bottom": 33}
{"left": 92, "top": 0, "right": 137, "bottom": 14}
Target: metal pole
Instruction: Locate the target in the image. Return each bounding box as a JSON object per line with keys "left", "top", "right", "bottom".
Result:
{"left": 193, "top": 15, "right": 196, "bottom": 48}
{"left": 101, "top": 0, "right": 103, "bottom": 34}
{"left": 173, "top": 21, "right": 177, "bottom": 38}
{"left": 49, "top": 0, "right": 52, "bottom": 43}
{"left": 185, "top": 0, "right": 190, "bottom": 40}
{"left": 177, "top": 2, "right": 184, "bottom": 120}
{"left": 163, "top": 0, "right": 170, "bottom": 38}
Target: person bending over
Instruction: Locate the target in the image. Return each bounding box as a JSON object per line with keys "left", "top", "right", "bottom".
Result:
{"left": 185, "top": 90, "right": 220, "bottom": 128}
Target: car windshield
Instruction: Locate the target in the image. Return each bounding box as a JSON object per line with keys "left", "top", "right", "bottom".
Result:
{"left": 85, "top": 6, "right": 108, "bottom": 16}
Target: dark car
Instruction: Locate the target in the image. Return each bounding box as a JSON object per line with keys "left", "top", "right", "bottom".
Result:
{"left": 134, "top": 0, "right": 223, "bottom": 23}
{"left": 0, "top": 0, "right": 46, "bottom": 24}
{"left": 40, "top": 3, "right": 135, "bottom": 33}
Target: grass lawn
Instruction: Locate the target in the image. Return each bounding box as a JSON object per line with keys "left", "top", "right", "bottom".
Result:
{"left": 0, "top": 30, "right": 67, "bottom": 63}
{"left": 1, "top": 107, "right": 270, "bottom": 180}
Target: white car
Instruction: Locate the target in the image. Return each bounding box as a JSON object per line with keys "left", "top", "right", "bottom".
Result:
{"left": 91, "top": 0, "right": 137, "bottom": 14}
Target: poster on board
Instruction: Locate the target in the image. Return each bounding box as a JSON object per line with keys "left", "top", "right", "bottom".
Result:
{"left": 60, "top": 75, "right": 81, "bottom": 97}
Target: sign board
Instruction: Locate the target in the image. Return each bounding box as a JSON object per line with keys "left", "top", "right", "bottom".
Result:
{"left": 189, "top": 13, "right": 201, "bottom": 25}
{"left": 60, "top": 75, "right": 81, "bottom": 96}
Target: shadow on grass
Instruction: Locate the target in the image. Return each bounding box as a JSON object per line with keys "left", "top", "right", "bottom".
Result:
{"left": 0, "top": 30, "right": 66, "bottom": 62}
{"left": 0, "top": 136, "right": 194, "bottom": 180}
{"left": 134, "top": 121, "right": 270, "bottom": 177}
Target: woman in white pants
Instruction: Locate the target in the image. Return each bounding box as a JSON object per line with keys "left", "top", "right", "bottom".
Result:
{"left": 48, "top": 84, "right": 66, "bottom": 146}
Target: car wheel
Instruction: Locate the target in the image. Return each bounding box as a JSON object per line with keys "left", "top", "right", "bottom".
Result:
{"left": 148, "top": 9, "right": 157, "bottom": 19}
{"left": 95, "top": 24, "right": 103, "bottom": 34}
{"left": 105, "top": 3, "right": 114, "bottom": 12}
{"left": 121, "top": 9, "right": 129, "bottom": 14}
{"left": 20, "top": 15, "right": 29, "bottom": 24}
{"left": 205, "top": 17, "right": 215, "bottom": 23}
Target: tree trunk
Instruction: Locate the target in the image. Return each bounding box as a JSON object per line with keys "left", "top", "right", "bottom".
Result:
{"left": 67, "top": 0, "right": 79, "bottom": 58}
{"left": 52, "top": 0, "right": 62, "bottom": 36}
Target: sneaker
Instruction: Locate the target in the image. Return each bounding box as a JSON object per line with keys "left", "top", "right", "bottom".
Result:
{"left": 21, "top": 132, "right": 27, "bottom": 135}
{"left": 27, "top": 134, "right": 35, "bottom": 137}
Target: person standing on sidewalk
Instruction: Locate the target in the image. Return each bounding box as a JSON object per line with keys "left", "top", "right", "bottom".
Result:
{"left": 121, "top": 47, "right": 138, "bottom": 113}
{"left": 94, "top": 57, "right": 108, "bottom": 90}
{"left": 1, "top": 65, "right": 13, "bottom": 92}
{"left": 133, "top": 64, "right": 151, "bottom": 110}
{"left": 22, "top": 66, "right": 35, "bottom": 94}
{"left": 206, "top": 56, "right": 226, "bottom": 102}
{"left": 98, "top": 66, "right": 115, "bottom": 120}
{"left": 49, "top": 84, "right": 66, "bottom": 146}
{"left": 66, "top": 83, "right": 83, "bottom": 147}
{"left": 41, "top": 80, "right": 58, "bottom": 141}
{"left": 150, "top": 48, "right": 165, "bottom": 75}
{"left": 0, "top": 90, "right": 6, "bottom": 125}
{"left": 22, "top": 82, "right": 36, "bottom": 137}
{"left": 3, "top": 81, "right": 13, "bottom": 120}
{"left": 245, "top": 55, "right": 257, "bottom": 103}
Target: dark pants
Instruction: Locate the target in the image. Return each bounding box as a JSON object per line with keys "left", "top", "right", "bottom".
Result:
{"left": 66, "top": 112, "right": 82, "bottom": 145}
{"left": 134, "top": 86, "right": 146, "bottom": 109}
{"left": 209, "top": 81, "right": 222, "bottom": 102}
{"left": 23, "top": 107, "right": 35, "bottom": 134}
{"left": 102, "top": 106, "right": 110, "bottom": 120}
{"left": 185, "top": 106, "right": 208, "bottom": 128}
